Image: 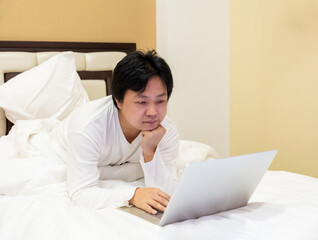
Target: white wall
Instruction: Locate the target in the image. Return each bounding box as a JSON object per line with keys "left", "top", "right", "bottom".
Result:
{"left": 157, "top": 0, "right": 229, "bottom": 157}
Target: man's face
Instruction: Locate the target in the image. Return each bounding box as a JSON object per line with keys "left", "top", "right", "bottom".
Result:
{"left": 116, "top": 76, "right": 168, "bottom": 133}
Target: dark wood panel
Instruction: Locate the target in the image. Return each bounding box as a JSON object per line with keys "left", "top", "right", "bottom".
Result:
{"left": 0, "top": 41, "right": 136, "bottom": 54}
{"left": 77, "top": 71, "right": 113, "bottom": 95}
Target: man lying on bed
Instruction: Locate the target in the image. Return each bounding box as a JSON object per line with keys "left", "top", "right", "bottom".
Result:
{"left": 52, "top": 50, "right": 179, "bottom": 215}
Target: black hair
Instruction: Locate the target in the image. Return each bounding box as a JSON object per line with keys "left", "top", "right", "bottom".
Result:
{"left": 112, "top": 50, "right": 173, "bottom": 108}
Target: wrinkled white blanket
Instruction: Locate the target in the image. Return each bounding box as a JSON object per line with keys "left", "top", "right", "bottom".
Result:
{"left": 0, "top": 120, "right": 318, "bottom": 240}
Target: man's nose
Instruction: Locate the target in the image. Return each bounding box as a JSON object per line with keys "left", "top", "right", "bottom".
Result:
{"left": 146, "top": 103, "right": 157, "bottom": 116}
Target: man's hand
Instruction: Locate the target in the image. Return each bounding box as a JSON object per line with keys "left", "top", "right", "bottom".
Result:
{"left": 141, "top": 124, "right": 166, "bottom": 162}
{"left": 128, "top": 187, "right": 170, "bottom": 215}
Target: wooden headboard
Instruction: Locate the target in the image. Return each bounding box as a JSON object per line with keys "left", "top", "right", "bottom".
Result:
{"left": 0, "top": 41, "right": 136, "bottom": 53}
{"left": 0, "top": 41, "right": 136, "bottom": 135}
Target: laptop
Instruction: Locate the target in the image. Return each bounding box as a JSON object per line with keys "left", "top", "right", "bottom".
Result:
{"left": 119, "top": 150, "right": 278, "bottom": 226}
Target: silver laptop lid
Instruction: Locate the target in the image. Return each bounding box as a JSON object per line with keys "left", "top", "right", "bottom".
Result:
{"left": 159, "top": 150, "right": 278, "bottom": 226}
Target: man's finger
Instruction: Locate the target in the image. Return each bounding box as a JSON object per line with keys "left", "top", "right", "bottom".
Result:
{"left": 157, "top": 190, "right": 170, "bottom": 201}
{"left": 148, "top": 199, "right": 166, "bottom": 213}
{"left": 142, "top": 203, "right": 157, "bottom": 215}
{"left": 153, "top": 194, "right": 169, "bottom": 208}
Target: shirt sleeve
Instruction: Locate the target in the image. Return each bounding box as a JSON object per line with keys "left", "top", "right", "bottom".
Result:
{"left": 139, "top": 120, "right": 180, "bottom": 196}
{"left": 99, "top": 162, "right": 144, "bottom": 181}
{"left": 67, "top": 130, "right": 138, "bottom": 209}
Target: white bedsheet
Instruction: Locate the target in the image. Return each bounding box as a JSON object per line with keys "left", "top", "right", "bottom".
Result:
{"left": 1, "top": 170, "right": 317, "bottom": 240}
{"left": 0, "top": 121, "right": 318, "bottom": 240}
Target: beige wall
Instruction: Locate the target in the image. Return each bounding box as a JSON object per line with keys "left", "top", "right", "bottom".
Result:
{"left": 230, "top": 0, "right": 318, "bottom": 177}
{"left": 0, "top": 0, "right": 156, "bottom": 50}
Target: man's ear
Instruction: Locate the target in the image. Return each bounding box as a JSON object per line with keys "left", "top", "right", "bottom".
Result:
{"left": 115, "top": 99, "right": 122, "bottom": 109}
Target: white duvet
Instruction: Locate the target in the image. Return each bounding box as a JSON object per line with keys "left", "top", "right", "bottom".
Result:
{"left": 0, "top": 121, "right": 318, "bottom": 240}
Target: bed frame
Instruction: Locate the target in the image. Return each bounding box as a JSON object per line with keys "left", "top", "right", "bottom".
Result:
{"left": 0, "top": 41, "right": 136, "bottom": 136}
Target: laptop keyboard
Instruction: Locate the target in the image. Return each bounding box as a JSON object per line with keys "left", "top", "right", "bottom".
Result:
{"left": 152, "top": 211, "right": 163, "bottom": 219}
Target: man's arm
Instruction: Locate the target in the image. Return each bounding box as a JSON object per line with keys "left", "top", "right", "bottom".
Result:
{"left": 99, "top": 162, "right": 144, "bottom": 181}
{"left": 67, "top": 130, "right": 139, "bottom": 209}
{"left": 129, "top": 120, "right": 180, "bottom": 214}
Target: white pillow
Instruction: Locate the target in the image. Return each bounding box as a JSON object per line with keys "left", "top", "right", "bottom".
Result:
{"left": 0, "top": 52, "right": 89, "bottom": 123}
{"left": 177, "top": 140, "right": 220, "bottom": 178}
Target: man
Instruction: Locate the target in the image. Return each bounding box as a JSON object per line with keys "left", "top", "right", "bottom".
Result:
{"left": 53, "top": 50, "right": 179, "bottom": 214}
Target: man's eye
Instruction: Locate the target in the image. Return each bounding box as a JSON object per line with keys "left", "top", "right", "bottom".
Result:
{"left": 136, "top": 101, "right": 146, "bottom": 104}
{"left": 157, "top": 100, "right": 166, "bottom": 104}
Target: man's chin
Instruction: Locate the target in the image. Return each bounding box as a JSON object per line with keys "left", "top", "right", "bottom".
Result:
{"left": 142, "top": 123, "right": 160, "bottom": 131}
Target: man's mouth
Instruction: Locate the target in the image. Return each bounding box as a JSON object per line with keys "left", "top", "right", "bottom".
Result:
{"left": 143, "top": 120, "right": 158, "bottom": 124}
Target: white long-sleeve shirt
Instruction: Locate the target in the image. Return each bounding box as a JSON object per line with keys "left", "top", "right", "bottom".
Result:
{"left": 52, "top": 96, "right": 179, "bottom": 209}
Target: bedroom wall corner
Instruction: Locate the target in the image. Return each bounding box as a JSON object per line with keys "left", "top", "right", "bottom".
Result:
{"left": 0, "top": 0, "right": 156, "bottom": 51}
{"left": 157, "top": 0, "right": 230, "bottom": 157}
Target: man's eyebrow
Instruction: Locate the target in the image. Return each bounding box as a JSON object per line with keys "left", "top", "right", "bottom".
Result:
{"left": 157, "top": 92, "right": 167, "bottom": 98}
{"left": 135, "top": 92, "right": 167, "bottom": 98}
{"left": 134, "top": 94, "right": 148, "bottom": 99}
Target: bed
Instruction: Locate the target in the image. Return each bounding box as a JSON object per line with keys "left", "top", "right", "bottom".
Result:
{"left": 0, "top": 41, "right": 317, "bottom": 240}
